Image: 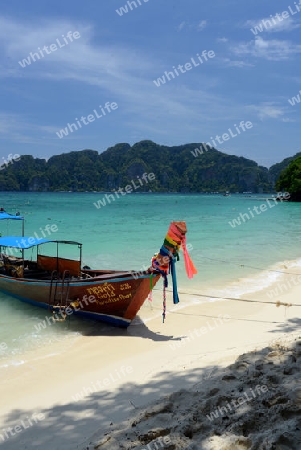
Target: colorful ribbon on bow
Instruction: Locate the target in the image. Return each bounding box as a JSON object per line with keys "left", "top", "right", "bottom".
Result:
{"left": 151, "top": 222, "right": 197, "bottom": 322}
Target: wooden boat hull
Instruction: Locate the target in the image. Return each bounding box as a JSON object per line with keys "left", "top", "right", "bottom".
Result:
{"left": 0, "top": 271, "right": 161, "bottom": 328}
{"left": 0, "top": 220, "right": 194, "bottom": 328}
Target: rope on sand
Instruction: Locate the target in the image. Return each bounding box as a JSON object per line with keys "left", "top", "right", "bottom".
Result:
{"left": 185, "top": 292, "right": 299, "bottom": 308}
{"left": 152, "top": 288, "right": 301, "bottom": 308}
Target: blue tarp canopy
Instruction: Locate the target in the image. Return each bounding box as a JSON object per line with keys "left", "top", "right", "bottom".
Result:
{"left": 0, "top": 212, "right": 24, "bottom": 220}
{"left": 0, "top": 237, "right": 82, "bottom": 249}
{"left": 0, "top": 236, "right": 53, "bottom": 249}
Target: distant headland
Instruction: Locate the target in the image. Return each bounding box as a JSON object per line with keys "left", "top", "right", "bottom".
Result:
{"left": 0, "top": 140, "right": 299, "bottom": 193}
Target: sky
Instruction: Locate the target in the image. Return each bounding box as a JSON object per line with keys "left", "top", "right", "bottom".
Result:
{"left": 0, "top": 0, "right": 300, "bottom": 168}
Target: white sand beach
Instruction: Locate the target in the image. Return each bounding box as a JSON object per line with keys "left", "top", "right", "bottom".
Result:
{"left": 0, "top": 265, "right": 300, "bottom": 450}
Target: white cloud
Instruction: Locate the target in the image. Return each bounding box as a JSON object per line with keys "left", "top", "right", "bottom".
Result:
{"left": 216, "top": 37, "right": 228, "bottom": 43}
{"left": 0, "top": 16, "right": 243, "bottom": 144}
{"left": 197, "top": 20, "right": 207, "bottom": 31}
{"left": 282, "top": 117, "right": 296, "bottom": 122}
{"left": 232, "top": 36, "right": 301, "bottom": 61}
{"left": 245, "top": 15, "right": 300, "bottom": 33}
{"left": 177, "top": 20, "right": 207, "bottom": 32}
{"left": 177, "top": 21, "right": 186, "bottom": 31}
{"left": 222, "top": 58, "right": 254, "bottom": 68}
{"left": 0, "top": 111, "right": 74, "bottom": 144}
{"left": 247, "top": 103, "right": 286, "bottom": 120}
{"left": 3, "top": 15, "right": 285, "bottom": 150}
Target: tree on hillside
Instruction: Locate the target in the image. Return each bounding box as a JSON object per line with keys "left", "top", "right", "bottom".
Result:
{"left": 269, "top": 152, "right": 301, "bottom": 184}
{"left": 276, "top": 155, "right": 301, "bottom": 201}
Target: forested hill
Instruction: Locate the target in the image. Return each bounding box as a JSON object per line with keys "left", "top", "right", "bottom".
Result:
{"left": 0, "top": 140, "right": 289, "bottom": 192}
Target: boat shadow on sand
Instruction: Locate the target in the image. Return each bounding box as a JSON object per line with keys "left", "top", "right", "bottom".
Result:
{"left": 78, "top": 316, "right": 182, "bottom": 342}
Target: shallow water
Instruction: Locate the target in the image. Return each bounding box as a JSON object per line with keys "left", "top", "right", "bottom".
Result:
{"left": 0, "top": 192, "right": 300, "bottom": 365}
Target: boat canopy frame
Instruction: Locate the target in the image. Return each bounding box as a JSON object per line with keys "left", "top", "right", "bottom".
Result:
{"left": 0, "top": 238, "right": 83, "bottom": 277}
{"left": 0, "top": 212, "right": 82, "bottom": 275}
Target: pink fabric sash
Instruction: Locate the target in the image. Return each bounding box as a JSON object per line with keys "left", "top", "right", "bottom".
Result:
{"left": 169, "top": 223, "right": 197, "bottom": 279}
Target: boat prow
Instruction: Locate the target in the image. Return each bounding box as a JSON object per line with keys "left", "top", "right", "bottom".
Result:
{"left": 0, "top": 219, "right": 196, "bottom": 327}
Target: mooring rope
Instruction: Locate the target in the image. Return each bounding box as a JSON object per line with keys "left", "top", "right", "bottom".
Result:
{"left": 151, "top": 288, "right": 301, "bottom": 308}
{"left": 198, "top": 255, "right": 301, "bottom": 276}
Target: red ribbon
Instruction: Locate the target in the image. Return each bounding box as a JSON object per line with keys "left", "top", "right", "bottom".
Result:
{"left": 169, "top": 223, "right": 197, "bottom": 279}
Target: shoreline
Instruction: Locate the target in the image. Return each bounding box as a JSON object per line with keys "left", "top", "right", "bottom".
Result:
{"left": 1, "top": 260, "right": 301, "bottom": 448}
{"left": 1, "top": 254, "right": 300, "bottom": 368}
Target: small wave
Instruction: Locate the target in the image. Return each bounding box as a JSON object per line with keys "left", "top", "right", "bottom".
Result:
{"left": 152, "top": 258, "right": 301, "bottom": 308}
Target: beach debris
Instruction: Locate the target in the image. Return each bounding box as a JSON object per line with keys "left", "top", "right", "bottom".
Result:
{"left": 276, "top": 301, "right": 293, "bottom": 308}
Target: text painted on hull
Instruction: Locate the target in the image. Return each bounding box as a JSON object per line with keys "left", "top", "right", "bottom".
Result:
{"left": 86, "top": 282, "right": 132, "bottom": 305}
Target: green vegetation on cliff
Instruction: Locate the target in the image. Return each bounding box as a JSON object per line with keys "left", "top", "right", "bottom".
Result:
{"left": 0, "top": 140, "right": 288, "bottom": 192}
{"left": 269, "top": 152, "right": 301, "bottom": 186}
{"left": 275, "top": 155, "right": 301, "bottom": 201}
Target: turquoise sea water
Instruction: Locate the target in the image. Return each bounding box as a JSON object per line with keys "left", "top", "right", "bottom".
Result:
{"left": 1, "top": 192, "right": 301, "bottom": 365}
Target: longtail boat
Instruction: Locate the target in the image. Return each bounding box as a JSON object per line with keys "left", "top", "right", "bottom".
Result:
{"left": 0, "top": 212, "right": 197, "bottom": 327}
